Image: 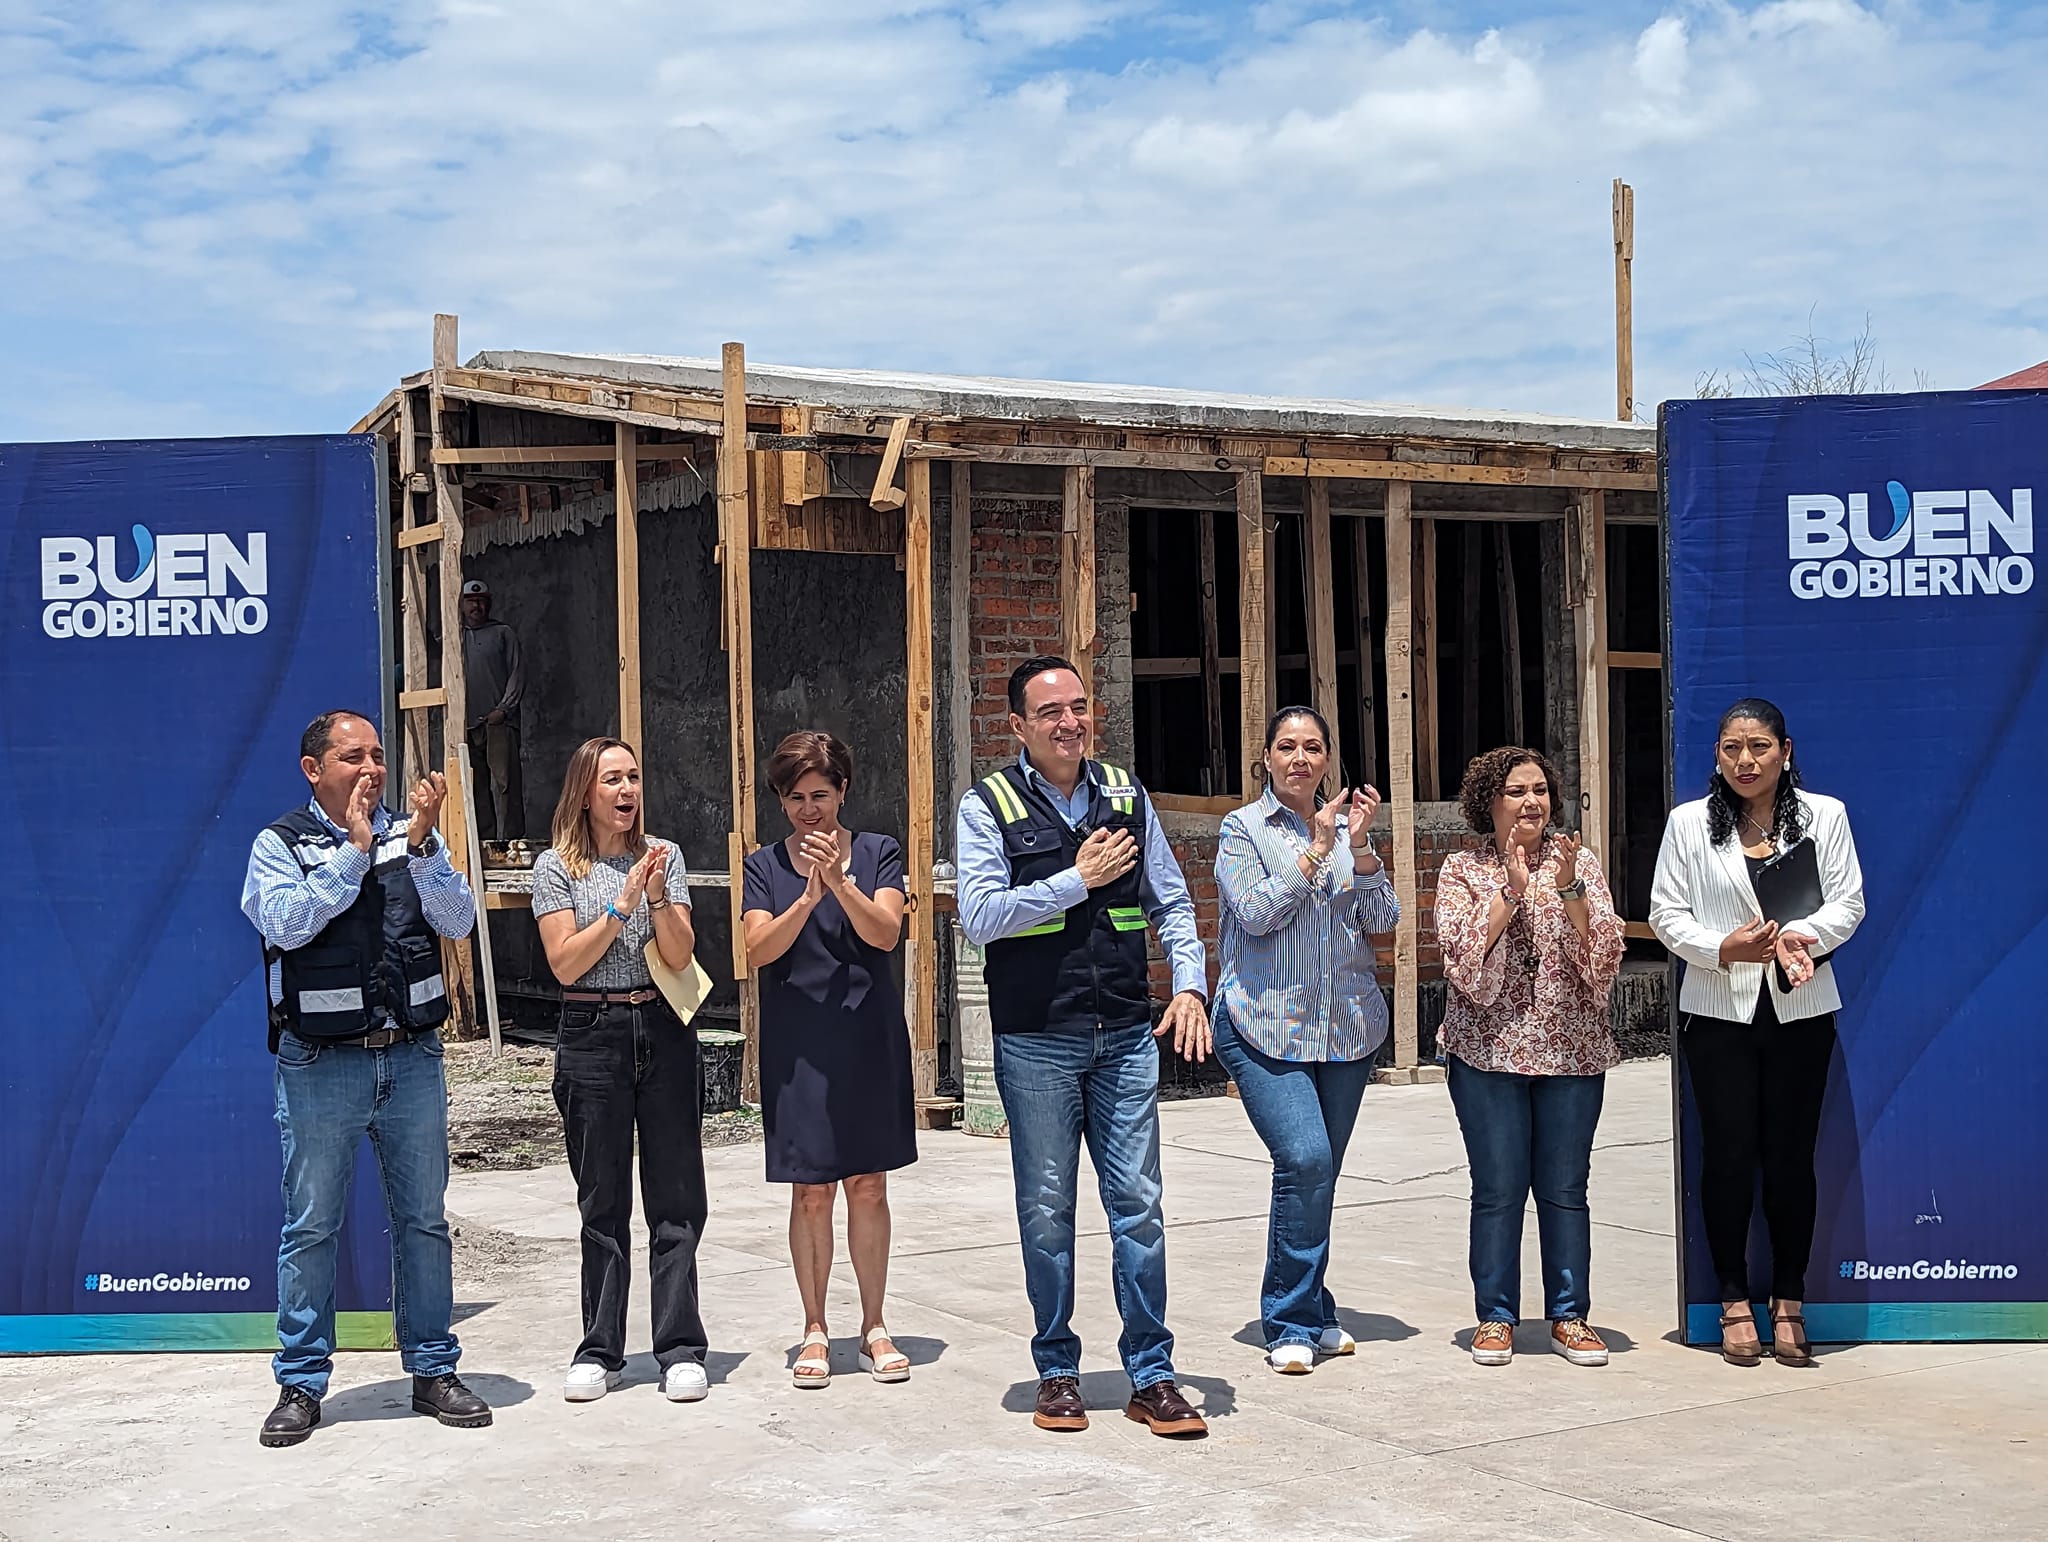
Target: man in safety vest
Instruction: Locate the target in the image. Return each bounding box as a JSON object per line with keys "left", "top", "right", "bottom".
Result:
{"left": 241, "top": 710, "right": 491, "bottom": 1447}
{"left": 956, "top": 656, "right": 1213, "bottom": 1438}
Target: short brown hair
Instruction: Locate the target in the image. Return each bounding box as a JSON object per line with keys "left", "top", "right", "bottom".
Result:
{"left": 1458, "top": 745, "right": 1563, "bottom": 835}
{"left": 766, "top": 730, "right": 854, "bottom": 798}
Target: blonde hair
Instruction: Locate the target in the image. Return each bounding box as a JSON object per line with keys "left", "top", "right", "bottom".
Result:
{"left": 549, "top": 737, "right": 648, "bottom": 880}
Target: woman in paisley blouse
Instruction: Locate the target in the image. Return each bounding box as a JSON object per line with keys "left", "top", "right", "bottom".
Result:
{"left": 1435, "top": 746, "right": 1625, "bottom": 1369}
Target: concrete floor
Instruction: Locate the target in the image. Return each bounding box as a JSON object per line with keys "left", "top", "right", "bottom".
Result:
{"left": 3, "top": 1059, "right": 2042, "bottom": 1541}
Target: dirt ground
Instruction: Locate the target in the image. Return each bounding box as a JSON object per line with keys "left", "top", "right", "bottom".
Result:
{"left": 443, "top": 1039, "right": 764, "bottom": 1173}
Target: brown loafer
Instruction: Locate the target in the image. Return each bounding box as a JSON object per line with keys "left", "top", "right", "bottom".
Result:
{"left": 1125, "top": 1380, "right": 1208, "bottom": 1438}
{"left": 1033, "top": 1375, "right": 1088, "bottom": 1432}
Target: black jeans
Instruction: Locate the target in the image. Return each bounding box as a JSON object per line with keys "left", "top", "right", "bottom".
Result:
{"left": 552, "top": 996, "right": 708, "bottom": 1370}
{"left": 1681, "top": 993, "right": 1837, "bottom": 1302}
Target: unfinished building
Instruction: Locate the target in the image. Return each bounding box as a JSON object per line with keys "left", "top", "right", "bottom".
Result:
{"left": 355, "top": 318, "right": 1667, "bottom": 1114}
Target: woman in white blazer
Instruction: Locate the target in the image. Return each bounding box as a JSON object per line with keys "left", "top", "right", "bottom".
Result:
{"left": 1650, "top": 699, "right": 1865, "bottom": 1368}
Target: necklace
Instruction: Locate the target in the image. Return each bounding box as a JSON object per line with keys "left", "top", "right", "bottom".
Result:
{"left": 1738, "top": 810, "right": 1774, "bottom": 846}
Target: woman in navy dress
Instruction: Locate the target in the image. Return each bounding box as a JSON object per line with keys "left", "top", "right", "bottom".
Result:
{"left": 742, "top": 731, "right": 918, "bottom": 1390}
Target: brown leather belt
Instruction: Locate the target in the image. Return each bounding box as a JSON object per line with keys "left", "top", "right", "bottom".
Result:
{"left": 561, "top": 987, "right": 660, "bottom": 1006}
{"left": 354, "top": 1025, "right": 423, "bottom": 1049}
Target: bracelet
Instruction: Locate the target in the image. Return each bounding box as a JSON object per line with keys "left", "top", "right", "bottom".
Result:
{"left": 605, "top": 901, "right": 628, "bottom": 925}
{"left": 1500, "top": 886, "right": 1523, "bottom": 907}
{"left": 1555, "top": 878, "right": 1586, "bottom": 900}
{"left": 649, "top": 896, "right": 671, "bottom": 911}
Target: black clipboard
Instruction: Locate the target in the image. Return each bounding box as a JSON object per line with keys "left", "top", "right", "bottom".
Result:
{"left": 1752, "top": 837, "right": 1833, "bottom": 992}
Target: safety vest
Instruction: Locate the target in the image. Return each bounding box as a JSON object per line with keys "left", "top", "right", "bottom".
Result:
{"left": 971, "top": 761, "right": 1153, "bottom": 1035}
{"left": 261, "top": 808, "right": 450, "bottom": 1051}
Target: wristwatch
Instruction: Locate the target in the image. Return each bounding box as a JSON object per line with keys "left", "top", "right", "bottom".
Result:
{"left": 407, "top": 831, "right": 440, "bottom": 860}
{"left": 1555, "top": 878, "right": 1587, "bottom": 900}
{"left": 1500, "top": 885, "right": 1524, "bottom": 907}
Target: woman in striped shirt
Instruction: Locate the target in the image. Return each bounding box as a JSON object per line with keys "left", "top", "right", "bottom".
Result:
{"left": 1213, "top": 706, "right": 1399, "bottom": 1374}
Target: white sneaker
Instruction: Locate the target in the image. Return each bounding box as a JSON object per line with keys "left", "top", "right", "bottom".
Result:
{"left": 564, "top": 1363, "right": 622, "bottom": 1402}
{"left": 1318, "top": 1326, "right": 1357, "bottom": 1357}
{"left": 662, "top": 1361, "right": 710, "bottom": 1402}
{"left": 1268, "top": 1343, "right": 1316, "bottom": 1375}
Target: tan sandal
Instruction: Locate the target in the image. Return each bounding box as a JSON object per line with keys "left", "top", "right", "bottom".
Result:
{"left": 857, "top": 1325, "right": 911, "bottom": 1384}
{"left": 792, "top": 1330, "right": 831, "bottom": 1388}
{"left": 1719, "top": 1306, "right": 1763, "bottom": 1366}
{"left": 1770, "top": 1307, "right": 1815, "bottom": 1367}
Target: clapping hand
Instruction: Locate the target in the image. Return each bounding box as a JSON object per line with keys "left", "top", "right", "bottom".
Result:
{"left": 1554, "top": 832, "right": 1582, "bottom": 890}
{"left": 1310, "top": 790, "right": 1350, "bottom": 858}
{"left": 1502, "top": 839, "right": 1533, "bottom": 897}
{"left": 618, "top": 847, "right": 656, "bottom": 915}
{"left": 1776, "top": 929, "right": 1819, "bottom": 987}
{"left": 800, "top": 830, "right": 849, "bottom": 893}
{"left": 346, "top": 769, "right": 379, "bottom": 854}
{"left": 404, "top": 771, "right": 447, "bottom": 851}
{"left": 1347, "top": 785, "right": 1381, "bottom": 846}
{"left": 643, "top": 843, "right": 671, "bottom": 905}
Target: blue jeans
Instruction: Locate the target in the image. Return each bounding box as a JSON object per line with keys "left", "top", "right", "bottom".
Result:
{"left": 1445, "top": 1054, "right": 1605, "bottom": 1324}
{"left": 992, "top": 1022, "right": 1175, "bottom": 1390}
{"left": 273, "top": 1030, "right": 459, "bottom": 1395}
{"left": 1212, "top": 1010, "right": 1373, "bottom": 1350}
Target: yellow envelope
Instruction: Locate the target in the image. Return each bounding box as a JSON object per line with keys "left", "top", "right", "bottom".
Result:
{"left": 644, "top": 941, "right": 715, "bottom": 1025}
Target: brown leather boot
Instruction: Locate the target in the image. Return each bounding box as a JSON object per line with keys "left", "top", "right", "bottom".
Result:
{"left": 1125, "top": 1380, "right": 1208, "bottom": 1438}
{"left": 1033, "top": 1375, "right": 1088, "bottom": 1431}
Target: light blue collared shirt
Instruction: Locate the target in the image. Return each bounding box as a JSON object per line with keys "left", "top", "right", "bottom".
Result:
{"left": 955, "top": 753, "right": 1208, "bottom": 1009}
{"left": 1216, "top": 787, "right": 1398, "bottom": 1062}
{"left": 242, "top": 800, "right": 476, "bottom": 1008}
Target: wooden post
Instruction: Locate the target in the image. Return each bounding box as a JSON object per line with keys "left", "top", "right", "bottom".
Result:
{"left": 1352, "top": 512, "right": 1379, "bottom": 787}
{"left": 454, "top": 743, "right": 502, "bottom": 1056}
{"left": 1197, "top": 510, "right": 1227, "bottom": 795}
{"left": 1614, "top": 178, "right": 1635, "bottom": 422}
{"left": 429, "top": 314, "right": 475, "bottom": 1039}
{"left": 905, "top": 459, "right": 939, "bottom": 1117}
{"left": 1412, "top": 516, "right": 1438, "bottom": 800}
{"left": 718, "top": 342, "right": 761, "bottom": 1099}
{"left": 949, "top": 461, "right": 974, "bottom": 811}
{"left": 1574, "top": 490, "right": 1611, "bottom": 863}
{"left": 1061, "top": 465, "right": 1097, "bottom": 684}
{"left": 397, "top": 389, "right": 432, "bottom": 782}
{"left": 1495, "top": 524, "right": 1526, "bottom": 746}
{"left": 614, "top": 423, "right": 641, "bottom": 747}
{"left": 1383, "top": 482, "right": 1420, "bottom": 1073}
{"left": 1304, "top": 479, "right": 1343, "bottom": 797}
{"left": 1460, "top": 522, "right": 1482, "bottom": 765}
{"left": 1236, "top": 471, "right": 1272, "bottom": 794}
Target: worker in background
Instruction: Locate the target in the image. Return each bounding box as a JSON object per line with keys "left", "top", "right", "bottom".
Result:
{"left": 460, "top": 579, "right": 525, "bottom": 840}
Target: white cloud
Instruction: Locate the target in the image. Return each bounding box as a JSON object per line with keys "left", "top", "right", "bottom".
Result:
{"left": 0, "top": 0, "right": 2043, "bottom": 439}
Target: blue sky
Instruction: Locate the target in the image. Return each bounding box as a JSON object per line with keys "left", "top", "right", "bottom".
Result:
{"left": 2, "top": 1, "right": 2044, "bottom": 440}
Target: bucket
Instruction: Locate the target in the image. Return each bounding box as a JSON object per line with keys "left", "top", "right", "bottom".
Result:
{"left": 953, "top": 920, "right": 1007, "bottom": 1138}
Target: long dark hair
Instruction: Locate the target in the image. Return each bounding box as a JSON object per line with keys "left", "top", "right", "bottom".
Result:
{"left": 1706, "top": 698, "right": 1806, "bottom": 848}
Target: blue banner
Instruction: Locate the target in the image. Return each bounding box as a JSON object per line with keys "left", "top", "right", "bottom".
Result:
{"left": 0, "top": 435, "right": 396, "bottom": 1353}
{"left": 1663, "top": 391, "right": 2048, "bottom": 1342}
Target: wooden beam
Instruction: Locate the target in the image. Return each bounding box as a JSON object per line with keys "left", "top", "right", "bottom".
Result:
{"left": 1236, "top": 471, "right": 1272, "bottom": 796}
{"left": 1352, "top": 514, "right": 1379, "bottom": 787}
{"left": 1614, "top": 178, "right": 1636, "bottom": 422}
{"left": 431, "top": 444, "right": 616, "bottom": 465}
{"left": 1198, "top": 510, "right": 1227, "bottom": 796}
{"left": 435, "top": 374, "right": 724, "bottom": 436}
{"left": 1383, "top": 482, "right": 1419, "bottom": 1070}
{"left": 437, "top": 743, "right": 477, "bottom": 1040}
{"left": 1460, "top": 522, "right": 1482, "bottom": 767}
{"left": 1150, "top": 792, "right": 1241, "bottom": 817}
{"left": 1496, "top": 523, "right": 1526, "bottom": 745}
{"left": 719, "top": 343, "right": 761, "bottom": 1101}
{"left": 1610, "top": 649, "right": 1660, "bottom": 670}
{"left": 1304, "top": 479, "right": 1343, "bottom": 797}
{"left": 1412, "top": 517, "right": 1439, "bottom": 800}
{"left": 396, "top": 390, "right": 432, "bottom": 783}
{"left": 949, "top": 462, "right": 975, "bottom": 801}
{"left": 615, "top": 424, "right": 642, "bottom": 748}
{"left": 1574, "top": 490, "right": 1610, "bottom": 861}
{"left": 1061, "top": 465, "right": 1097, "bottom": 682}
{"left": 781, "top": 405, "right": 819, "bottom": 510}
{"left": 430, "top": 316, "right": 475, "bottom": 1041}
{"left": 1269, "top": 456, "right": 1657, "bottom": 493}
{"left": 395, "top": 521, "right": 445, "bottom": 550}
{"left": 399, "top": 688, "right": 448, "bottom": 710}
{"left": 905, "top": 457, "right": 939, "bottom": 1112}
{"left": 870, "top": 416, "right": 912, "bottom": 510}
{"left": 907, "top": 441, "right": 1260, "bottom": 472}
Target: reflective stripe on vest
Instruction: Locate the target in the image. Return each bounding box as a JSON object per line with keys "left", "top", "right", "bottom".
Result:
{"left": 1107, "top": 906, "right": 1147, "bottom": 932}
{"left": 1013, "top": 915, "right": 1066, "bottom": 937}
{"left": 982, "top": 771, "right": 1030, "bottom": 824}
{"left": 409, "top": 974, "right": 447, "bottom": 1007}
{"left": 299, "top": 987, "right": 365, "bottom": 1014}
